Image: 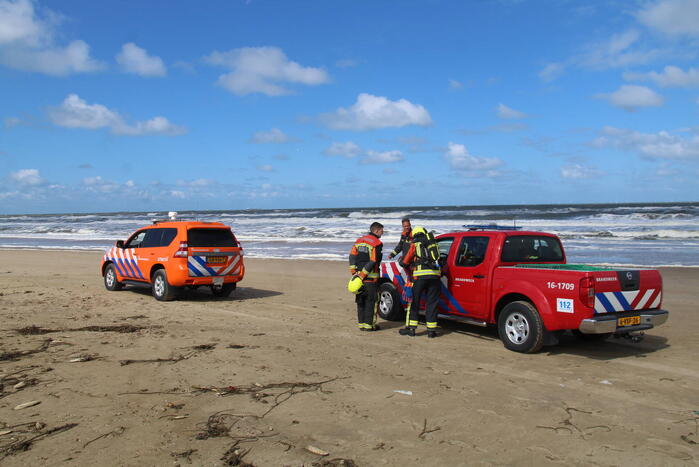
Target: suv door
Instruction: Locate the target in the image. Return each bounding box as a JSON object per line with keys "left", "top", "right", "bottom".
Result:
{"left": 446, "top": 236, "right": 491, "bottom": 319}
{"left": 121, "top": 230, "right": 147, "bottom": 280}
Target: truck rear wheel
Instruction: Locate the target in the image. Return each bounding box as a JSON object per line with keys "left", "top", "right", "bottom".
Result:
{"left": 498, "top": 301, "right": 544, "bottom": 353}
{"left": 104, "top": 263, "right": 124, "bottom": 291}
{"left": 378, "top": 282, "right": 405, "bottom": 321}
{"left": 152, "top": 270, "right": 179, "bottom": 301}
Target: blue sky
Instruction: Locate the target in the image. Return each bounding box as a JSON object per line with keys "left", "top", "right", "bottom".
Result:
{"left": 1, "top": 0, "right": 699, "bottom": 214}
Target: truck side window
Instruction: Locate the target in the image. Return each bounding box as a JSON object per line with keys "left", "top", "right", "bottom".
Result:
{"left": 141, "top": 229, "right": 163, "bottom": 248}
{"left": 455, "top": 236, "right": 489, "bottom": 267}
{"left": 436, "top": 237, "right": 454, "bottom": 259}
{"left": 125, "top": 230, "right": 147, "bottom": 249}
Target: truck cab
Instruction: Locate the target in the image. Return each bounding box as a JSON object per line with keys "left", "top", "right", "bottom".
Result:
{"left": 378, "top": 227, "right": 668, "bottom": 353}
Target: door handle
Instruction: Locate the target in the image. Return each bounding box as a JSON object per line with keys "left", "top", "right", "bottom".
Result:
{"left": 473, "top": 274, "right": 485, "bottom": 279}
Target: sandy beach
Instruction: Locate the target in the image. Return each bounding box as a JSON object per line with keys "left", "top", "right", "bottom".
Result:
{"left": 1, "top": 249, "right": 698, "bottom": 466}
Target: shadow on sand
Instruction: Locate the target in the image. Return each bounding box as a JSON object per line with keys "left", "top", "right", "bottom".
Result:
{"left": 125, "top": 286, "right": 283, "bottom": 302}
{"left": 381, "top": 317, "right": 669, "bottom": 358}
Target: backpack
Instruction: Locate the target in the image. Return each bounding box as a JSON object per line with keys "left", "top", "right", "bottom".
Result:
{"left": 415, "top": 231, "right": 440, "bottom": 268}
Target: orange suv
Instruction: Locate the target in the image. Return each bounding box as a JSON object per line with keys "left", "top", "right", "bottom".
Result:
{"left": 101, "top": 219, "right": 244, "bottom": 300}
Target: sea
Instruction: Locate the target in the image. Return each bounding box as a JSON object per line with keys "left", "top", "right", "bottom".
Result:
{"left": 0, "top": 202, "right": 698, "bottom": 267}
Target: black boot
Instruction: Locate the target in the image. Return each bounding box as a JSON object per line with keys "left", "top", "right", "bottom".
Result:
{"left": 399, "top": 327, "right": 415, "bottom": 337}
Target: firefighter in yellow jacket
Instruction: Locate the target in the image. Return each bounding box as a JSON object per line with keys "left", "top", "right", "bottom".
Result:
{"left": 398, "top": 226, "right": 441, "bottom": 338}
{"left": 349, "top": 222, "right": 384, "bottom": 331}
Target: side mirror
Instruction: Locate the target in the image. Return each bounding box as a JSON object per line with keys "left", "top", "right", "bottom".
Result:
{"left": 116, "top": 240, "right": 125, "bottom": 249}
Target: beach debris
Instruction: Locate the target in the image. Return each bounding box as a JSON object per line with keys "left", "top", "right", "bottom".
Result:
{"left": 69, "top": 354, "right": 97, "bottom": 363}
{"left": 305, "top": 445, "right": 329, "bottom": 456}
{"left": 192, "top": 343, "right": 217, "bottom": 351}
{"left": 393, "top": 390, "right": 413, "bottom": 396}
{"left": 0, "top": 339, "right": 52, "bottom": 362}
{"left": 171, "top": 448, "right": 198, "bottom": 463}
{"left": 0, "top": 430, "right": 12, "bottom": 436}
{"left": 600, "top": 380, "right": 612, "bottom": 385}
{"left": 13, "top": 400, "right": 41, "bottom": 410}
{"left": 311, "top": 459, "right": 357, "bottom": 467}
{"left": 15, "top": 324, "right": 151, "bottom": 335}
{"left": 82, "top": 426, "right": 125, "bottom": 448}
{"left": 0, "top": 423, "right": 77, "bottom": 459}
{"left": 13, "top": 381, "right": 26, "bottom": 390}
{"left": 228, "top": 344, "right": 247, "bottom": 349}
{"left": 418, "top": 418, "right": 441, "bottom": 439}
{"left": 220, "top": 441, "right": 254, "bottom": 466}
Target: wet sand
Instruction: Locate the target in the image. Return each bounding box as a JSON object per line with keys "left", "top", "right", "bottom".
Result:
{"left": 1, "top": 250, "right": 698, "bottom": 466}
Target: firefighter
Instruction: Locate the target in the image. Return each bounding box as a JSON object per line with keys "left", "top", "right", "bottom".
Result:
{"left": 388, "top": 217, "right": 412, "bottom": 260}
{"left": 349, "top": 222, "right": 384, "bottom": 331}
{"left": 398, "top": 226, "right": 441, "bottom": 338}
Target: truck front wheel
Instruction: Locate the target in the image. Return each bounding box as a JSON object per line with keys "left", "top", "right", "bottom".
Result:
{"left": 498, "top": 301, "right": 544, "bottom": 353}
{"left": 378, "top": 282, "right": 405, "bottom": 321}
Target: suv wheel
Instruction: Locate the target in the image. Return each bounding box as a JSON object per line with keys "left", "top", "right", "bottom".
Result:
{"left": 211, "top": 282, "right": 236, "bottom": 297}
{"left": 497, "top": 301, "right": 544, "bottom": 353}
{"left": 152, "top": 270, "right": 179, "bottom": 301}
{"left": 104, "top": 264, "right": 124, "bottom": 291}
{"left": 378, "top": 282, "right": 405, "bottom": 321}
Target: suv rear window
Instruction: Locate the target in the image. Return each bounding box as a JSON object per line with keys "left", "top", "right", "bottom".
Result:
{"left": 187, "top": 228, "right": 238, "bottom": 247}
{"left": 501, "top": 235, "right": 563, "bottom": 262}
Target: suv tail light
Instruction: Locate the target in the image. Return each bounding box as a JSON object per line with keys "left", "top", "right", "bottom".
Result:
{"left": 174, "top": 242, "right": 188, "bottom": 257}
{"left": 579, "top": 276, "right": 595, "bottom": 308}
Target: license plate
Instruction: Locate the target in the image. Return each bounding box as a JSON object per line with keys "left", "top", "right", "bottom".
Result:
{"left": 617, "top": 316, "right": 641, "bottom": 327}
{"left": 207, "top": 256, "right": 226, "bottom": 264}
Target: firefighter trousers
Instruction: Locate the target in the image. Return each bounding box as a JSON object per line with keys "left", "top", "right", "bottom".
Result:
{"left": 406, "top": 277, "right": 440, "bottom": 329}
{"left": 355, "top": 281, "right": 378, "bottom": 329}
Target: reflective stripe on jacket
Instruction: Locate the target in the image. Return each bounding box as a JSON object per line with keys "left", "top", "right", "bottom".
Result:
{"left": 402, "top": 241, "right": 440, "bottom": 279}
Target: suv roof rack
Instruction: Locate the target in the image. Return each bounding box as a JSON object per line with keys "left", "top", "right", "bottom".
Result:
{"left": 463, "top": 224, "right": 522, "bottom": 231}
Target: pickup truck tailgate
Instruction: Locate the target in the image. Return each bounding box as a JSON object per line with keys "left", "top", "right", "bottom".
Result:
{"left": 592, "top": 269, "right": 662, "bottom": 314}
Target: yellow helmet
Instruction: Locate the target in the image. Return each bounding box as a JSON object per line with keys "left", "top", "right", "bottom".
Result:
{"left": 411, "top": 226, "right": 427, "bottom": 237}
{"left": 347, "top": 276, "right": 364, "bottom": 294}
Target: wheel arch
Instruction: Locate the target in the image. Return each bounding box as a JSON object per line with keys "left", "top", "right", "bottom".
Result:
{"left": 493, "top": 280, "right": 554, "bottom": 328}
{"left": 149, "top": 263, "right": 166, "bottom": 280}
{"left": 101, "top": 261, "right": 113, "bottom": 277}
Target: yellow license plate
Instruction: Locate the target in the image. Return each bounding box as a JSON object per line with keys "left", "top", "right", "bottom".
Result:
{"left": 207, "top": 256, "right": 226, "bottom": 264}
{"left": 617, "top": 316, "right": 641, "bottom": 327}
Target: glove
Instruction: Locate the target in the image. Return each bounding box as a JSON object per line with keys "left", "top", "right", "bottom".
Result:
{"left": 388, "top": 252, "right": 395, "bottom": 259}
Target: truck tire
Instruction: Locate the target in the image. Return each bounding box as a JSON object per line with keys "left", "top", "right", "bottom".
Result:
{"left": 498, "top": 301, "right": 544, "bottom": 353}
{"left": 378, "top": 282, "right": 405, "bottom": 321}
{"left": 152, "top": 269, "right": 179, "bottom": 301}
{"left": 104, "top": 263, "right": 124, "bottom": 291}
{"left": 212, "top": 282, "right": 236, "bottom": 297}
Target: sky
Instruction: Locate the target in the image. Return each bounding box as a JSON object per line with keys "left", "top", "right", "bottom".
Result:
{"left": 1, "top": 0, "right": 699, "bottom": 214}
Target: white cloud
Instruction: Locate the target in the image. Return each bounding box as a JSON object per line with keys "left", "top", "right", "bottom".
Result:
{"left": 11, "top": 168, "right": 43, "bottom": 185}
{"left": 577, "top": 30, "right": 661, "bottom": 69}
{"left": 637, "top": 0, "right": 699, "bottom": 37}
{"left": 248, "top": 128, "right": 296, "bottom": 143}
{"left": 539, "top": 62, "right": 565, "bottom": 82}
{"left": 320, "top": 93, "right": 432, "bottom": 131}
{"left": 560, "top": 163, "right": 601, "bottom": 179}
{"left": 496, "top": 103, "right": 527, "bottom": 119}
{"left": 48, "top": 94, "right": 186, "bottom": 136}
{"left": 361, "top": 150, "right": 404, "bottom": 164}
{"left": 596, "top": 85, "right": 664, "bottom": 111}
{"left": 624, "top": 65, "right": 699, "bottom": 88}
{"left": 257, "top": 164, "right": 275, "bottom": 172}
{"left": 444, "top": 142, "right": 503, "bottom": 172}
{"left": 205, "top": 46, "right": 329, "bottom": 96}
{"left": 593, "top": 126, "right": 699, "bottom": 159}
{"left": 0, "top": 0, "right": 103, "bottom": 75}
{"left": 449, "top": 79, "right": 463, "bottom": 89}
{"left": 116, "top": 42, "right": 166, "bottom": 77}
{"left": 322, "top": 141, "right": 362, "bottom": 158}
{"left": 4, "top": 116, "right": 21, "bottom": 127}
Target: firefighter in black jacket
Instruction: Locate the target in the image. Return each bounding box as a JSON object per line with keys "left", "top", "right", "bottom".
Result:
{"left": 388, "top": 217, "right": 412, "bottom": 260}
{"left": 398, "top": 226, "right": 441, "bottom": 338}
{"left": 349, "top": 222, "right": 384, "bottom": 331}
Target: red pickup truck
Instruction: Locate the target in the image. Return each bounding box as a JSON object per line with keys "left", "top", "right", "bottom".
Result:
{"left": 378, "top": 227, "right": 669, "bottom": 353}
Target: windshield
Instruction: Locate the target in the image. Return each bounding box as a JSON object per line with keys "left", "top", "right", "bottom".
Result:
{"left": 501, "top": 235, "right": 563, "bottom": 262}
{"left": 187, "top": 228, "right": 238, "bottom": 247}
